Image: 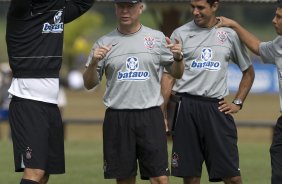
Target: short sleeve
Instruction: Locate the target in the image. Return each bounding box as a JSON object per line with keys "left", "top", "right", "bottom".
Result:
{"left": 259, "top": 36, "right": 282, "bottom": 64}
{"left": 229, "top": 30, "right": 252, "bottom": 71}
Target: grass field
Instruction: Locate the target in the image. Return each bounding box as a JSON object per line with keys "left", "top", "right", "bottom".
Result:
{"left": 0, "top": 89, "right": 279, "bottom": 183}
{"left": 0, "top": 126, "right": 273, "bottom": 184}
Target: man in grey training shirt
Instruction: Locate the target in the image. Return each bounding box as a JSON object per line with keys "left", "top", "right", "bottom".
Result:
{"left": 216, "top": 1, "right": 282, "bottom": 183}
{"left": 161, "top": 0, "right": 255, "bottom": 183}
{"left": 83, "top": 0, "right": 184, "bottom": 184}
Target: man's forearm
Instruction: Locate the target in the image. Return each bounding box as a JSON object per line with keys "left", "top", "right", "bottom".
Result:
{"left": 232, "top": 22, "right": 261, "bottom": 55}
{"left": 235, "top": 66, "right": 255, "bottom": 102}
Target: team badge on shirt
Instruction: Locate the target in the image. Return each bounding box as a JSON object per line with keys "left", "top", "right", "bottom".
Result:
{"left": 117, "top": 56, "right": 150, "bottom": 81}
{"left": 217, "top": 31, "right": 228, "bottom": 43}
{"left": 190, "top": 48, "right": 221, "bottom": 71}
{"left": 144, "top": 36, "right": 156, "bottom": 49}
{"left": 42, "top": 10, "right": 64, "bottom": 33}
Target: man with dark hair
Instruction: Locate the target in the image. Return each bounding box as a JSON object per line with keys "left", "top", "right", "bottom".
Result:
{"left": 83, "top": 0, "right": 184, "bottom": 184}
{"left": 161, "top": 0, "right": 255, "bottom": 183}
{"left": 216, "top": 1, "right": 282, "bottom": 183}
{"left": 6, "top": 0, "right": 94, "bottom": 183}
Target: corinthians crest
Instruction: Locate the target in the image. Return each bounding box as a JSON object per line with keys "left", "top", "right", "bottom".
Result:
{"left": 144, "top": 36, "right": 156, "bottom": 49}
{"left": 217, "top": 31, "right": 228, "bottom": 43}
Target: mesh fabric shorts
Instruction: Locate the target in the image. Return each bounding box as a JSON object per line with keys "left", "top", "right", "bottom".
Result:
{"left": 171, "top": 93, "right": 241, "bottom": 182}
{"left": 103, "top": 106, "right": 170, "bottom": 180}
{"left": 9, "top": 96, "right": 65, "bottom": 174}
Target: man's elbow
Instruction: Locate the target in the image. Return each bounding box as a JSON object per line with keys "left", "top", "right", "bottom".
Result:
{"left": 172, "top": 72, "right": 183, "bottom": 79}
{"left": 84, "top": 81, "right": 98, "bottom": 90}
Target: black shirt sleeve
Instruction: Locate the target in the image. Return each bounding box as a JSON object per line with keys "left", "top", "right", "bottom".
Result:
{"left": 8, "top": 0, "right": 32, "bottom": 18}
{"left": 64, "top": 0, "right": 94, "bottom": 23}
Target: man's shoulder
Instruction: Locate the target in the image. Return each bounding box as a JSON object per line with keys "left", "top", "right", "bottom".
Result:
{"left": 172, "top": 21, "right": 195, "bottom": 34}
{"left": 216, "top": 27, "right": 238, "bottom": 38}
{"left": 141, "top": 25, "right": 165, "bottom": 36}
{"left": 97, "top": 29, "right": 118, "bottom": 41}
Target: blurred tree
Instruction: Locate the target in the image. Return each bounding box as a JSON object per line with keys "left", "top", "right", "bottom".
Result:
{"left": 63, "top": 10, "right": 104, "bottom": 71}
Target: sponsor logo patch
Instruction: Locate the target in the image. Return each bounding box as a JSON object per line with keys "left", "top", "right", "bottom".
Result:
{"left": 117, "top": 56, "right": 150, "bottom": 81}
{"left": 190, "top": 48, "right": 221, "bottom": 71}
{"left": 42, "top": 10, "right": 64, "bottom": 33}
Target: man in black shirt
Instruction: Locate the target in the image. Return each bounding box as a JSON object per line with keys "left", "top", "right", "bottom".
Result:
{"left": 6, "top": 0, "right": 94, "bottom": 184}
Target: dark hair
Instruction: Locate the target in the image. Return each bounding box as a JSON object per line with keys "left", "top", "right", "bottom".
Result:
{"left": 207, "top": 0, "right": 219, "bottom": 6}
{"left": 278, "top": 0, "right": 282, "bottom": 8}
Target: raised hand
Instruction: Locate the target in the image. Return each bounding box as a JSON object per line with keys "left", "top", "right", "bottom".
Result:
{"left": 215, "top": 16, "right": 237, "bottom": 29}
{"left": 92, "top": 45, "right": 111, "bottom": 64}
{"left": 165, "top": 37, "right": 183, "bottom": 61}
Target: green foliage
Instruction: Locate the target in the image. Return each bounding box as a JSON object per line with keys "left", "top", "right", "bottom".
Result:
{"left": 63, "top": 11, "right": 104, "bottom": 69}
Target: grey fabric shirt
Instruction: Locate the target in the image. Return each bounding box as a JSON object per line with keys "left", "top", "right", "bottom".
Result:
{"left": 259, "top": 36, "right": 282, "bottom": 111}
{"left": 170, "top": 21, "right": 252, "bottom": 99}
{"left": 86, "top": 25, "right": 174, "bottom": 109}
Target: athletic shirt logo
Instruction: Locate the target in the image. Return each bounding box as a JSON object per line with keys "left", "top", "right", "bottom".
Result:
{"left": 144, "top": 36, "right": 156, "bottom": 49}
{"left": 190, "top": 48, "right": 221, "bottom": 71}
{"left": 117, "top": 56, "right": 150, "bottom": 81}
{"left": 217, "top": 31, "right": 228, "bottom": 43}
{"left": 42, "top": 10, "right": 64, "bottom": 33}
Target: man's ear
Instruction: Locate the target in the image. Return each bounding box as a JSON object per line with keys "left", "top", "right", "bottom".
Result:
{"left": 212, "top": 1, "right": 219, "bottom": 12}
{"left": 139, "top": 4, "right": 143, "bottom": 14}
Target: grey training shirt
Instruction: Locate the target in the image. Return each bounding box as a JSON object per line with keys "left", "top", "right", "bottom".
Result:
{"left": 86, "top": 25, "right": 174, "bottom": 109}
{"left": 259, "top": 36, "right": 282, "bottom": 111}
{"left": 171, "top": 21, "right": 252, "bottom": 99}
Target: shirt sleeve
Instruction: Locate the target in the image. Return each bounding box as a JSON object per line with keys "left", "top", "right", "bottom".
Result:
{"left": 259, "top": 36, "right": 282, "bottom": 64}
{"left": 229, "top": 30, "right": 252, "bottom": 71}
{"left": 8, "top": 0, "right": 32, "bottom": 18}
{"left": 64, "top": 0, "right": 94, "bottom": 23}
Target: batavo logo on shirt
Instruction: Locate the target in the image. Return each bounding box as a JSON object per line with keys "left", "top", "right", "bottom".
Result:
{"left": 42, "top": 10, "right": 64, "bottom": 33}
{"left": 117, "top": 56, "right": 150, "bottom": 81}
{"left": 190, "top": 48, "right": 221, "bottom": 71}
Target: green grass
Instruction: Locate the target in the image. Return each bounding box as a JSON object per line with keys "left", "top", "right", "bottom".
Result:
{"left": 0, "top": 138, "right": 271, "bottom": 184}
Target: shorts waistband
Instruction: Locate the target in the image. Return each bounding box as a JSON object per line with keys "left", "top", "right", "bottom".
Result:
{"left": 176, "top": 93, "right": 223, "bottom": 102}
{"left": 107, "top": 106, "right": 159, "bottom": 112}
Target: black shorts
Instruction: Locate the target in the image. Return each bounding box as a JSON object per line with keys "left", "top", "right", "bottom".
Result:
{"left": 9, "top": 96, "right": 65, "bottom": 174}
{"left": 270, "top": 115, "right": 282, "bottom": 184}
{"left": 171, "top": 94, "right": 240, "bottom": 182}
{"left": 103, "top": 106, "right": 170, "bottom": 180}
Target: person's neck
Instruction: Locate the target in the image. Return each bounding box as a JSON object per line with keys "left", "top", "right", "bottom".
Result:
{"left": 117, "top": 23, "right": 142, "bottom": 35}
{"left": 206, "top": 17, "right": 219, "bottom": 29}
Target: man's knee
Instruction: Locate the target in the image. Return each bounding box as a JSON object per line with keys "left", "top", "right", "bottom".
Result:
{"left": 23, "top": 168, "right": 46, "bottom": 183}
{"left": 223, "top": 176, "right": 242, "bottom": 184}
{"left": 183, "top": 177, "right": 200, "bottom": 184}
{"left": 150, "top": 175, "right": 168, "bottom": 184}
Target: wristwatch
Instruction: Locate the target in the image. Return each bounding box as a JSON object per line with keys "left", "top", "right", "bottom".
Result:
{"left": 174, "top": 52, "right": 184, "bottom": 62}
{"left": 232, "top": 99, "right": 243, "bottom": 109}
